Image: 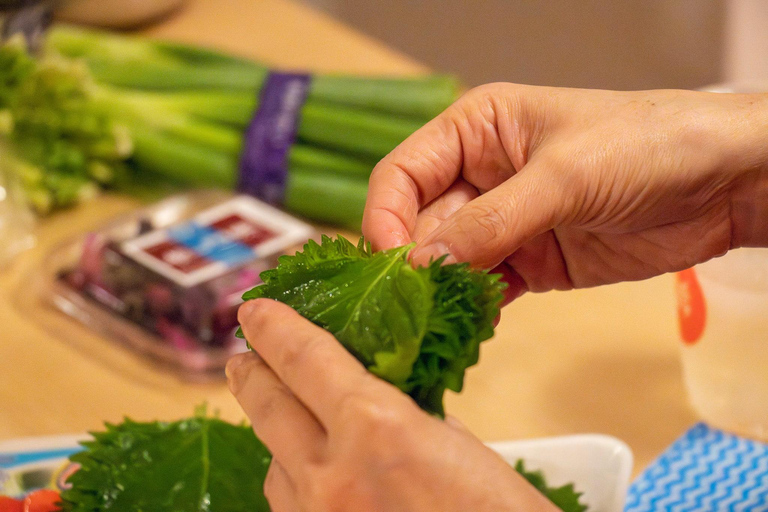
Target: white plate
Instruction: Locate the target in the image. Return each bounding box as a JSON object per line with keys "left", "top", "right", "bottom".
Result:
{"left": 0, "top": 434, "right": 85, "bottom": 496}
{"left": 1, "top": 433, "right": 633, "bottom": 511}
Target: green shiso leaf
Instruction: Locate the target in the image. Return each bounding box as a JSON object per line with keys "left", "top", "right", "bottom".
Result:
{"left": 239, "top": 234, "right": 506, "bottom": 417}
{"left": 515, "top": 459, "right": 588, "bottom": 512}
{"left": 59, "top": 416, "right": 271, "bottom": 512}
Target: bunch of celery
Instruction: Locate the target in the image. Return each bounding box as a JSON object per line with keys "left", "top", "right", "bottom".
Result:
{"left": 3, "top": 25, "right": 459, "bottom": 227}
{"left": 0, "top": 36, "right": 131, "bottom": 213}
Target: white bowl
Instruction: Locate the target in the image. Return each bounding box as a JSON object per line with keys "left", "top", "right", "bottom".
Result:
{"left": 55, "top": 0, "right": 186, "bottom": 29}
{"left": 487, "top": 434, "right": 633, "bottom": 512}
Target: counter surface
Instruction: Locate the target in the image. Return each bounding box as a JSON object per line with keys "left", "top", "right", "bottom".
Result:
{"left": 0, "top": 0, "right": 698, "bottom": 476}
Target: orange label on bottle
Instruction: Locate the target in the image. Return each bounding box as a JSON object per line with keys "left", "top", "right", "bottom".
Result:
{"left": 675, "top": 268, "right": 707, "bottom": 345}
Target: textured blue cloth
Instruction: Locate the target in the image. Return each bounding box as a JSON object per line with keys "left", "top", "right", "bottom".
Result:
{"left": 625, "top": 423, "right": 768, "bottom": 511}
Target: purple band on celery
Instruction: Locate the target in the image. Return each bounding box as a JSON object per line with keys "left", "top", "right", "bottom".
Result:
{"left": 238, "top": 71, "right": 312, "bottom": 204}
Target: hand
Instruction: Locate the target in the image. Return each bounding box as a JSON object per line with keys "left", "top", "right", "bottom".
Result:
{"left": 228, "top": 298, "right": 559, "bottom": 512}
{"left": 363, "top": 83, "right": 768, "bottom": 301}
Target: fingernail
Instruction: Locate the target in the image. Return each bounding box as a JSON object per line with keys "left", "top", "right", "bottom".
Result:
{"left": 237, "top": 299, "right": 258, "bottom": 325}
{"left": 225, "top": 352, "right": 251, "bottom": 395}
{"left": 411, "top": 242, "right": 456, "bottom": 267}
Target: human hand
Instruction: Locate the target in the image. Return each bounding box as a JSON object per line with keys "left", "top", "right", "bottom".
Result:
{"left": 227, "top": 298, "right": 559, "bottom": 512}
{"left": 363, "top": 83, "right": 768, "bottom": 301}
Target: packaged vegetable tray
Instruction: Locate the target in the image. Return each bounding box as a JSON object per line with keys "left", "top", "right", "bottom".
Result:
{"left": 40, "top": 191, "right": 315, "bottom": 378}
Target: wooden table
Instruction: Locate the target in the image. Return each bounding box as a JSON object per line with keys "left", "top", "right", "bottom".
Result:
{"left": 0, "top": 0, "right": 698, "bottom": 477}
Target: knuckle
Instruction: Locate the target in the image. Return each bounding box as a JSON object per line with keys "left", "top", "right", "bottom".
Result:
{"left": 460, "top": 83, "right": 501, "bottom": 104}
{"left": 255, "top": 384, "right": 293, "bottom": 420}
{"left": 307, "top": 469, "right": 373, "bottom": 512}
{"left": 368, "top": 161, "right": 391, "bottom": 183}
{"left": 275, "top": 333, "right": 323, "bottom": 373}
{"left": 339, "top": 392, "right": 411, "bottom": 448}
{"left": 308, "top": 473, "right": 349, "bottom": 511}
{"left": 464, "top": 202, "right": 509, "bottom": 247}
{"left": 455, "top": 83, "right": 515, "bottom": 118}
{"left": 276, "top": 338, "right": 304, "bottom": 370}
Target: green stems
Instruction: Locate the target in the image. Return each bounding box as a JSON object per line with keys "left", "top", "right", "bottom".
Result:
{"left": 46, "top": 26, "right": 457, "bottom": 124}
{"left": 127, "top": 125, "right": 370, "bottom": 229}
{"left": 29, "top": 24, "right": 461, "bottom": 228}
{"left": 284, "top": 168, "right": 368, "bottom": 229}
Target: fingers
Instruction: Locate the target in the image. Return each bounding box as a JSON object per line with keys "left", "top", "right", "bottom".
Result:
{"left": 444, "top": 415, "right": 471, "bottom": 433}
{"left": 363, "top": 84, "right": 522, "bottom": 252}
{"left": 490, "top": 262, "right": 529, "bottom": 307}
{"left": 236, "top": 299, "right": 375, "bottom": 426}
{"left": 410, "top": 158, "right": 569, "bottom": 269}
{"left": 226, "top": 351, "right": 324, "bottom": 473}
{"left": 363, "top": 111, "right": 463, "bottom": 251}
{"left": 502, "top": 230, "right": 574, "bottom": 292}
{"left": 263, "top": 460, "right": 300, "bottom": 512}
{"left": 412, "top": 179, "right": 479, "bottom": 246}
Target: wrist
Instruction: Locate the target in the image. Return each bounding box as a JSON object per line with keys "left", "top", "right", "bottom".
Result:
{"left": 719, "top": 93, "right": 768, "bottom": 248}
{"left": 729, "top": 168, "right": 768, "bottom": 248}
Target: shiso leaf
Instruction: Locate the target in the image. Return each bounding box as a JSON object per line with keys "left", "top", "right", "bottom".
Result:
{"left": 515, "top": 459, "right": 589, "bottom": 512}
{"left": 239, "top": 234, "right": 506, "bottom": 417}
{"left": 57, "top": 415, "right": 587, "bottom": 512}
{"left": 59, "top": 416, "right": 271, "bottom": 512}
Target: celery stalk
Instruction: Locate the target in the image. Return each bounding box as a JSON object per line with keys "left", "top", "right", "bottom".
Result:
{"left": 46, "top": 25, "right": 260, "bottom": 69}
{"left": 153, "top": 91, "right": 256, "bottom": 126}
{"left": 86, "top": 60, "right": 268, "bottom": 91}
{"left": 288, "top": 145, "right": 374, "bottom": 179}
{"left": 284, "top": 167, "right": 369, "bottom": 229}
{"left": 127, "top": 126, "right": 370, "bottom": 229}
{"left": 130, "top": 129, "right": 237, "bottom": 188}
{"left": 111, "top": 99, "right": 376, "bottom": 181}
{"left": 46, "top": 26, "right": 458, "bottom": 122}
{"left": 93, "top": 86, "right": 406, "bottom": 165}
{"left": 309, "top": 74, "right": 458, "bottom": 119}
{"left": 297, "top": 102, "right": 423, "bottom": 159}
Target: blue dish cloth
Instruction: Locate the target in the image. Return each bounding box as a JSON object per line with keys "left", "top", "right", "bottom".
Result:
{"left": 624, "top": 423, "right": 768, "bottom": 511}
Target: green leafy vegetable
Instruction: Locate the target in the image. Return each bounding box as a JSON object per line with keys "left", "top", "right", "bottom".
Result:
{"left": 1, "top": 26, "right": 459, "bottom": 227}
{"left": 60, "top": 415, "right": 271, "bottom": 512}
{"left": 57, "top": 413, "right": 586, "bottom": 512}
{"left": 0, "top": 36, "right": 129, "bottom": 213}
{"left": 239, "top": 235, "right": 506, "bottom": 416}
{"left": 515, "top": 460, "right": 588, "bottom": 512}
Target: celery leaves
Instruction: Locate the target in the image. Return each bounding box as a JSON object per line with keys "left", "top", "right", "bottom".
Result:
{"left": 240, "top": 235, "right": 506, "bottom": 416}
{"left": 59, "top": 416, "right": 271, "bottom": 512}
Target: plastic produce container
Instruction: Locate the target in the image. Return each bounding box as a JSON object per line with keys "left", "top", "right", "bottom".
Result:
{"left": 43, "top": 191, "right": 315, "bottom": 377}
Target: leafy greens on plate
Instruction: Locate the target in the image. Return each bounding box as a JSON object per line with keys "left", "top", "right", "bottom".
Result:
{"left": 237, "top": 234, "right": 506, "bottom": 417}
{"left": 516, "top": 460, "right": 588, "bottom": 512}
{"left": 53, "top": 414, "right": 586, "bottom": 512}
{"left": 60, "top": 415, "right": 272, "bottom": 512}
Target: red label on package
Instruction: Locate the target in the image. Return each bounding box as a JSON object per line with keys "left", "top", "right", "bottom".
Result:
{"left": 208, "top": 214, "right": 277, "bottom": 247}
{"left": 121, "top": 196, "right": 313, "bottom": 287}
{"left": 143, "top": 240, "right": 212, "bottom": 274}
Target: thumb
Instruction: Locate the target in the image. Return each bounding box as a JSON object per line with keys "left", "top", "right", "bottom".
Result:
{"left": 410, "top": 162, "right": 567, "bottom": 269}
